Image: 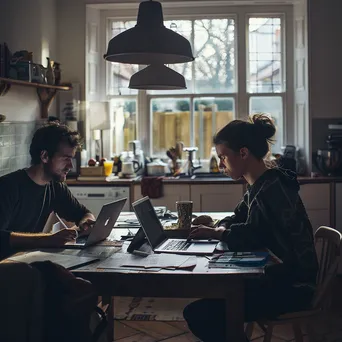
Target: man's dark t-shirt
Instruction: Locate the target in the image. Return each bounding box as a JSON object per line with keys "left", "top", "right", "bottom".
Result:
{"left": 0, "top": 169, "right": 90, "bottom": 258}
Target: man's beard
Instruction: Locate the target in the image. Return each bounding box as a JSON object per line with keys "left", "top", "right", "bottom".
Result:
{"left": 43, "top": 164, "right": 68, "bottom": 182}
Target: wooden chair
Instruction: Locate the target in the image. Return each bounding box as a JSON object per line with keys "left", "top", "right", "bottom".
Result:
{"left": 245, "top": 226, "right": 342, "bottom": 342}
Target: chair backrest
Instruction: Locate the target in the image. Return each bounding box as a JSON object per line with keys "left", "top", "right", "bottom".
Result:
{"left": 312, "top": 226, "right": 342, "bottom": 308}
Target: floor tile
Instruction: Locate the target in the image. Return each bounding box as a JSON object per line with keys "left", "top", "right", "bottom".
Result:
{"left": 114, "top": 333, "right": 157, "bottom": 342}
{"left": 160, "top": 332, "right": 200, "bottom": 342}
{"left": 252, "top": 337, "right": 286, "bottom": 342}
{"left": 123, "top": 321, "right": 184, "bottom": 340}
{"left": 166, "top": 321, "right": 192, "bottom": 332}
{"left": 114, "top": 321, "right": 140, "bottom": 340}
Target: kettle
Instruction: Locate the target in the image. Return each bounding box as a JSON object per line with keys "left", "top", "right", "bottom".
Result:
{"left": 121, "top": 152, "right": 141, "bottom": 175}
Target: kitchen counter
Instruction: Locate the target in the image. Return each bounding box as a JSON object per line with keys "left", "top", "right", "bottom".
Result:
{"left": 66, "top": 175, "right": 342, "bottom": 186}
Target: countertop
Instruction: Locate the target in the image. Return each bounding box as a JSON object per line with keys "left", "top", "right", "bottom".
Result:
{"left": 66, "top": 175, "right": 342, "bottom": 186}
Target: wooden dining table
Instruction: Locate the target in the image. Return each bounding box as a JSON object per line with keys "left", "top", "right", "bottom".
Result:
{"left": 71, "top": 214, "right": 265, "bottom": 342}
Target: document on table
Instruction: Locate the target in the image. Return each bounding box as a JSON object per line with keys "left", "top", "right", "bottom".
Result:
{"left": 8, "top": 251, "right": 99, "bottom": 270}
{"left": 97, "top": 253, "right": 197, "bottom": 270}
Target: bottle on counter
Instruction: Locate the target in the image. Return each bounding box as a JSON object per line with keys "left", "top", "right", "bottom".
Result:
{"left": 112, "top": 155, "right": 121, "bottom": 175}
{"left": 209, "top": 147, "right": 219, "bottom": 173}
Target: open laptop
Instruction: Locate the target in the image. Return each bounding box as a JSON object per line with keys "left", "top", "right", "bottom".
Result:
{"left": 132, "top": 197, "right": 217, "bottom": 255}
{"left": 65, "top": 197, "right": 127, "bottom": 249}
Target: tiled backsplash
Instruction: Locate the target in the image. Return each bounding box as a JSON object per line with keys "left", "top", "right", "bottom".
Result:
{"left": 0, "top": 122, "right": 37, "bottom": 177}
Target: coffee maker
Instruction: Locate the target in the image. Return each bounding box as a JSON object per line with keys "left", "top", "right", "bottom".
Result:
{"left": 315, "top": 133, "right": 342, "bottom": 176}
{"left": 128, "top": 140, "right": 145, "bottom": 175}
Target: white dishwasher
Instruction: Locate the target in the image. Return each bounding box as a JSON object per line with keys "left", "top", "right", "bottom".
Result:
{"left": 68, "top": 186, "right": 130, "bottom": 217}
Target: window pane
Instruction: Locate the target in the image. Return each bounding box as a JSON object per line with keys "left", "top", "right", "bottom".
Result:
{"left": 148, "top": 20, "right": 193, "bottom": 95}
{"left": 194, "top": 97, "right": 235, "bottom": 159}
{"left": 108, "top": 21, "right": 139, "bottom": 95}
{"left": 248, "top": 17, "right": 282, "bottom": 93}
{"left": 249, "top": 96, "right": 283, "bottom": 153}
{"left": 194, "top": 19, "right": 236, "bottom": 93}
{"left": 111, "top": 99, "right": 137, "bottom": 153}
{"left": 151, "top": 98, "right": 191, "bottom": 157}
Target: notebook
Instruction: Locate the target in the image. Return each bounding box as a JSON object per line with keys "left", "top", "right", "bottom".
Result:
{"left": 208, "top": 251, "right": 269, "bottom": 268}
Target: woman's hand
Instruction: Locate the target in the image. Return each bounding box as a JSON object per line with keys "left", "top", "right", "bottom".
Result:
{"left": 192, "top": 215, "right": 214, "bottom": 227}
{"left": 188, "top": 225, "right": 226, "bottom": 240}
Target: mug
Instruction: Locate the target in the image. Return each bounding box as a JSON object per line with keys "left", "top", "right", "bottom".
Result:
{"left": 176, "top": 201, "right": 193, "bottom": 230}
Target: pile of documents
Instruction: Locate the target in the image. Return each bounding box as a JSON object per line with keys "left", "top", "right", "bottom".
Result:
{"left": 98, "top": 253, "right": 197, "bottom": 271}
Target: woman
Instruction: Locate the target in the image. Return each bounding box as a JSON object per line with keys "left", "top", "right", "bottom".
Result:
{"left": 183, "top": 114, "right": 318, "bottom": 342}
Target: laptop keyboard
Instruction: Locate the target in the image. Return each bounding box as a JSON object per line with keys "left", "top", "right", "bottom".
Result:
{"left": 162, "top": 240, "right": 191, "bottom": 251}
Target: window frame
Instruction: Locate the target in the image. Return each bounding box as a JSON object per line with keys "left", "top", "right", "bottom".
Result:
{"left": 102, "top": 3, "right": 294, "bottom": 158}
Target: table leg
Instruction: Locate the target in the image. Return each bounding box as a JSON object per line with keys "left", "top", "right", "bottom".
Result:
{"left": 102, "top": 296, "right": 114, "bottom": 342}
{"left": 225, "top": 280, "right": 245, "bottom": 342}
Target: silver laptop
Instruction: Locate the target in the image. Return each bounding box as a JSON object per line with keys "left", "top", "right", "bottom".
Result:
{"left": 65, "top": 198, "right": 127, "bottom": 249}
{"left": 132, "top": 197, "right": 217, "bottom": 255}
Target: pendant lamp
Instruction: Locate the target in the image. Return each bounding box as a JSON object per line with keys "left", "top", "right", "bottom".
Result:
{"left": 103, "top": 0, "right": 194, "bottom": 65}
{"left": 129, "top": 64, "right": 186, "bottom": 90}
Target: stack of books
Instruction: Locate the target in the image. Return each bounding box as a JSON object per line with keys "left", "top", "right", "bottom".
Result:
{"left": 208, "top": 251, "right": 269, "bottom": 269}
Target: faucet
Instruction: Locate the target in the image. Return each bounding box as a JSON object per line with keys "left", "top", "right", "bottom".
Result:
{"left": 184, "top": 147, "right": 202, "bottom": 176}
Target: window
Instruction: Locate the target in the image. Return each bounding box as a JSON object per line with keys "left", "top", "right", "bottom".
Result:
{"left": 110, "top": 98, "right": 137, "bottom": 154}
{"left": 105, "top": 5, "right": 291, "bottom": 159}
{"left": 149, "top": 17, "right": 237, "bottom": 159}
{"left": 247, "top": 16, "right": 285, "bottom": 154}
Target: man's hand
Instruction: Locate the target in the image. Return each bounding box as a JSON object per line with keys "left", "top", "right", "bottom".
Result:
{"left": 78, "top": 215, "right": 96, "bottom": 236}
{"left": 44, "top": 228, "right": 78, "bottom": 247}
{"left": 188, "top": 225, "right": 226, "bottom": 240}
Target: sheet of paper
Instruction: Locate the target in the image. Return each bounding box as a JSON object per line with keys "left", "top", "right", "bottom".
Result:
{"left": 8, "top": 251, "right": 98, "bottom": 270}
{"left": 97, "top": 253, "right": 196, "bottom": 269}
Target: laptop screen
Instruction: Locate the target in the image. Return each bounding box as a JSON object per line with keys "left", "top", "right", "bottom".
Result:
{"left": 132, "top": 197, "right": 167, "bottom": 249}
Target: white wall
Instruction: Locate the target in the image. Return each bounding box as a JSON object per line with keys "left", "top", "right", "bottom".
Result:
{"left": 0, "top": 0, "right": 57, "bottom": 121}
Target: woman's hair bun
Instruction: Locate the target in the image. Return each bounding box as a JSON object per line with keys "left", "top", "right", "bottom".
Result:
{"left": 250, "top": 113, "right": 276, "bottom": 141}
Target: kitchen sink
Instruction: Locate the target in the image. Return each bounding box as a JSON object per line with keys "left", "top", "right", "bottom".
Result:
{"left": 193, "top": 172, "right": 228, "bottom": 179}
{"left": 167, "top": 172, "right": 230, "bottom": 180}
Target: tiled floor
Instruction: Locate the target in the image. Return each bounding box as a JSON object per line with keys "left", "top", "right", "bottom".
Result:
{"left": 113, "top": 277, "right": 342, "bottom": 342}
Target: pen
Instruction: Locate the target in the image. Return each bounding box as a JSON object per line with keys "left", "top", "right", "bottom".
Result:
{"left": 55, "top": 212, "right": 78, "bottom": 239}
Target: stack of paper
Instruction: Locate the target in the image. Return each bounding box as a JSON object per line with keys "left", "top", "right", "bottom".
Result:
{"left": 97, "top": 253, "right": 197, "bottom": 270}
{"left": 8, "top": 251, "right": 99, "bottom": 270}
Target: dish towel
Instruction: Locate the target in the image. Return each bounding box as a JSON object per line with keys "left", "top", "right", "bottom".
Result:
{"left": 141, "top": 177, "right": 164, "bottom": 199}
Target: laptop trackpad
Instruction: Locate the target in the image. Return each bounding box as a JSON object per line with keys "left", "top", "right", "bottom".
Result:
{"left": 187, "top": 242, "right": 217, "bottom": 252}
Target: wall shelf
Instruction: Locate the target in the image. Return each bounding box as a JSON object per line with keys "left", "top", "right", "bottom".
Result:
{"left": 0, "top": 77, "right": 72, "bottom": 118}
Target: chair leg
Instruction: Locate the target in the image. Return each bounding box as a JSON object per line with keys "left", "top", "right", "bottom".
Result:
{"left": 292, "top": 323, "right": 304, "bottom": 342}
{"left": 245, "top": 322, "right": 254, "bottom": 339}
{"left": 263, "top": 325, "right": 273, "bottom": 342}
{"left": 306, "top": 322, "right": 314, "bottom": 342}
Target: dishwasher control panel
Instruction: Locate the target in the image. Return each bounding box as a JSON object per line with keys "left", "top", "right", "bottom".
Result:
{"left": 67, "top": 186, "right": 130, "bottom": 215}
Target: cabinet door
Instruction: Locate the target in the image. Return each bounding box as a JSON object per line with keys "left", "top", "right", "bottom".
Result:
{"left": 306, "top": 209, "right": 331, "bottom": 232}
{"left": 299, "top": 183, "right": 330, "bottom": 211}
{"left": 299, "top": 183, "right": 331, "bottom": 228}
{"left": 190, "top": 184, "right": 244, "bottom": 212}
{"left": 133, "top": 184, "right": 191, "bottom": 210}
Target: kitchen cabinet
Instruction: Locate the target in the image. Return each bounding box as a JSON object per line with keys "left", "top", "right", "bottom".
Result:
{"left": 299, "top": 183, "right": 331, "bottom": 231}
{"left": 190, "top": 184, "right": 244, "bottom": 212}
{"left": 335, "top": 183, "right": 342, "bottom": 274}
{"left": 133, "top": 184, "right": 190, "bottom": 210}
{"left": 308, "top": 0, "right": 342, "bottom": 119}
{"left": 336, "top": 183, "right": 342, "bottom": 231}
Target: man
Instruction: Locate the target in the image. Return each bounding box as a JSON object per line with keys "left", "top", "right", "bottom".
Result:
{"left": 0, "top": 123, "right": 96, "bottom": 259}
{"left": 0, "top": 123, "right": 100, "bottom": 342}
